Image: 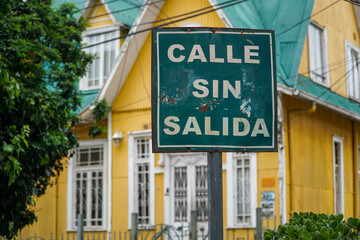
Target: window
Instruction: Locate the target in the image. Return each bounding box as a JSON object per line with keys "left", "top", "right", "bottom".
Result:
{"left": 81, "top": 27, "right": 120, "bottom": 90}
{"left": 308, "top": 21, "right": 329, "bottom": 86}
{"left": 346, "top": 41, "right": 360, "bottom": 100}
{"left": 67, "top": 140, "right": 107, "bottom": 230}
{"left": 226, "top": 152, "right": 257, "bottom": 227}
{"left": 128, "top": 131, "right": 154, "bottom": 227}
{"left": 171, "top": 155, "right": 208, "bottom": 224}
{"left": 332, "top": 136, "right": 344, "bottom": 214}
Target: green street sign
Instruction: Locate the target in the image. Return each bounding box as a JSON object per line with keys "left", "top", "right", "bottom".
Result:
{"left": 152, "top": 28, "right": 277, "bottom": 152}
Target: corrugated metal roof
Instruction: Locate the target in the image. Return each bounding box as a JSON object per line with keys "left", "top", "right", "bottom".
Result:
{"left": 52, "top": 0, "right": 144, "bottom": 26}
{"left": 107, "top": 0, "right": 145, "bottom": 26}
{"left": 51, "top": 0, "right": 85, "bottom": 18}
{"left": 219, "top": 0, "right": 314, "bottom": 84}
{"left": 217, "top": 0, "right": 360, "bottom": 116}
{"left": 77, "top": 90, "right": 99, "bottom": 114}
{"left": 297, "top": 75, "right": 360, "bottom": 115}
{"left": 54, "top": 0, "right": 360, "bottom": 117}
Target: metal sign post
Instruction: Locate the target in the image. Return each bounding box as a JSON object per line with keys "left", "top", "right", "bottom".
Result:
{"left": 207, "top": 152, "right": 223, "bottom": 240}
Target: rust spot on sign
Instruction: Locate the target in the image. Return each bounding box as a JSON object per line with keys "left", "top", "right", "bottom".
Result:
{"left": 159, "top": 95, "right": 166, "bottom": 102}
{"left": 168, "top": 98, "right": 176, "bottom": 103}
{"left": 199, "top": 105, "right": 210, "bottom": 112}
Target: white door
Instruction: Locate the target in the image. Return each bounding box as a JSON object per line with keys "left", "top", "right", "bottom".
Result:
{"left": 165, "top": 153, "right": 208, "bottom": 238}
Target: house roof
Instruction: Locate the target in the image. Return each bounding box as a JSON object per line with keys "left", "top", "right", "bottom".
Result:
{"left": 52, "top": 0, "right": 146, "bottom": 114}
{"left": 220, "top": 0, "right": 360, "bottom": 119}
{"left": 52, "top": 0, "right": 144, "bottom": 26}
{"left": 219, "top": 0, "right": 314, "bottom": 84}
{"left": 297, "top": 75, "right": 360, "bottom": 115}
{"left": 54, "top": 0, "right": 360, "bottom": 120}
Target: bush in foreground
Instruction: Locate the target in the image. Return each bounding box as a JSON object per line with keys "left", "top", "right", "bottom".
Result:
{"left": 264, "top": 212, "right": 360, "bottom": 240}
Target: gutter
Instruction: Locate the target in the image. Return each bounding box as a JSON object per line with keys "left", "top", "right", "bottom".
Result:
{"left": 277, "top": 83, "right": 360, "bottom": 122}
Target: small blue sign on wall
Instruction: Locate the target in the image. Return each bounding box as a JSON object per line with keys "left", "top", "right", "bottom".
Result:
{"left": 152, "top": 28, "right": 277, "bottom": 152}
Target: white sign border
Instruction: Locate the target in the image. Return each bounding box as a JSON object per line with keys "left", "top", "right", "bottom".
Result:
{"left": 155, "top": 30, "right": 276, "bottom": 150}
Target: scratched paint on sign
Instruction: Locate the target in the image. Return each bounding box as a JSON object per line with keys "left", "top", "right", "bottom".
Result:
{"left": 152, "top": 28, "right": 277, "bottom": 152}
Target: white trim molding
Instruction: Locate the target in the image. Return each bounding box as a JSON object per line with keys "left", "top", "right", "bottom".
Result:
{"left": 208, "top": 0, "right": 234, "bottom": 28}
{"left": 332, "top": 135, "right": 345, "bottom": 214}
{"left": 127, "top": 130, "right": 155, "bottom": 229}
{"left": 107, "top": 112, "right": 112, "bottom": 236}
{"left": 277, "top": 93, "right": 287, "bottom": 224}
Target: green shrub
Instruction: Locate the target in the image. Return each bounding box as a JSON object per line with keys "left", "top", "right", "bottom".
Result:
{"left": 264, "top": 212, "right": 360, "bottom": 240}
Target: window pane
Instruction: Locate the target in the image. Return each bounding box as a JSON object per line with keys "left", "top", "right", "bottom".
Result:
{"left": 351, "top": 49, "right": 360, "bottom": 98}
{"left": 236, "top": 156, "right": 251, "bottom": 224}
{"left": 79, "top": 149, "right": 89, "bottom": 166}
{"left": 333, "top": 140, "right": 343, "bottom": 214}
{"left": 136, "top": 138, "right": 150, "bottom": 160}
{"left": 76, "top": 146, "right": 103, "bottom": 167}
{"left": 309, "top": 23, "right": 326, "bottom": 84}
{"left": 88, "top": 35, "right": 101, "bottom": 88}
{"left": 196, "top": 166, "right": 208, "bottom": 222}
{"left": 174, "top": 167, "right": 187, "bottom": 222}
{"left": 103, "top": 32, "right": 116, "bottom": 80}
{"left": 138, "top": 162, "right": 150, "bottom": 224}
{"left": 82, "top": 175, "right": 87, "bottom": 226}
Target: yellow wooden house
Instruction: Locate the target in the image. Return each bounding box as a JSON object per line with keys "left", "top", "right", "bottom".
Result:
{"left": 19, "top": 0, "right": 360, "bottom": 239}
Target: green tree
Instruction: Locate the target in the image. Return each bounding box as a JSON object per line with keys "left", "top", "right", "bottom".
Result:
{"left": 0, "top": 0, "right": 92, "bottom": 238}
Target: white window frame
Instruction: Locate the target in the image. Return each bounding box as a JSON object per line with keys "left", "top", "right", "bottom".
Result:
{"left": 128, "top": 130, "right": 155, "bottom": 228}
{"left": 66, "top": 139, "right": 108, "bottom": 231}
{"left": 332, "top": 135, "right": 344, "bottom": 215}
{"left": 308, "top": 21, "right": 329, "bottom": 86}
{"left": 345, "top": 40, "right": 360, "bottom": 100}
{"left": 80, "top": 24, "right": 120, "bottom": 91}
{"left": 163, "top": 152, "right": 208, "bottom": 231}
{"left": 226, "top": 152, "right": 257, "bottom": 228}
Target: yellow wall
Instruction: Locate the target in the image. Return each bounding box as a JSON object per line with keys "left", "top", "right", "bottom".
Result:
{"left": 20, "top": 0, "right": 283, "bottom": 237}
{"left": 298, "top": 0, "right": 360, "bottom": 97}
{"left": 86, "top": 0, "right": 114, "bottom": 28}
{"left": 110, "top": 0, "right": 229, "bottom": 232}
{"left": 20, "top": 158, "right": 69, "bottom": 239}
{"left": 22, "top": 0, "right": 360, "bottom": 238}
{"left": 283, "top": 95, "right": 360, "bottom": 219}
{"left": 110, "top": 0, "right": 281, "bottom": 237}
{"left": 294, "top": 0, "right": 360, "bottom": 219}
{"left": 258, "top": 152, "right": 280, "bottom": 228}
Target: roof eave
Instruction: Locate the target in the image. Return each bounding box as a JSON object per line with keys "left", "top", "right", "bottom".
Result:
{"left": 277, "top": 83, "right": 360, "bottom": 122}
{"left": 80, "top": 0, "right": 165, "bottom": 120}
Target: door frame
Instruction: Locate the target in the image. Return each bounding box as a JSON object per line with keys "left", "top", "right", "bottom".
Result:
{"left": 163, "top": 152, "right": 207, "bottom": 229}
